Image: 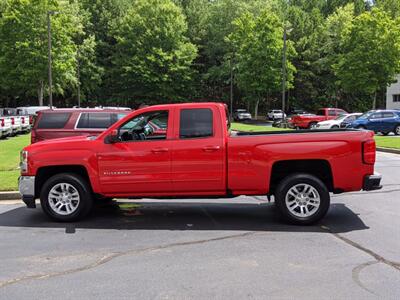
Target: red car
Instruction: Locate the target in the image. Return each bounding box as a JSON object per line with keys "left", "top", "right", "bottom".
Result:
{"left": 31, "top": 108, "right": 131, "bottom": 143}
{"left": 19, "top": 102, "right": 381, "bottom": 224}
{"left": 290, "top": 108, "right": 347, "bottom": 129}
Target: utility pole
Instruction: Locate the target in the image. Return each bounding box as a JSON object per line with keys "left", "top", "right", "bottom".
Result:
{"left": 281, "top": 27, "right": 287, "bottom": 115}
{"left": 229, "top": 55, "right": 234, "bottom": 120}
{"left": 77, "top": 49, "right": 81, "bottom": 108}
{"left": 47, "top": 11, "right": 58, "bottom": 109}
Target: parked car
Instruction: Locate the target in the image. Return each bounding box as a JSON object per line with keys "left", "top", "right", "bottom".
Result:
{"left": 31, "top": 108, "right": 130, "bottom": 143}
{"left": 315, "top": 113, "right": 362, "bottom": 129}
{"left": 233, "top": 109, "right": 252, "bottom": 121}
{"left": 0, "top": 115, "right": 12, "bottom": 138}
{"left": 349, "top": 110, "right": 400, "bottom": 135}
{"left": 19, "top": 102, "right": 381, "bottom": 225}
{"left": 17, "top": 106, "right": 52, "bottom": 126}
{"left": 267, "top": 109, "right": 286, "bottom": 120}
{"left": 290, "top": 108, "right": 348, "bottom": 129}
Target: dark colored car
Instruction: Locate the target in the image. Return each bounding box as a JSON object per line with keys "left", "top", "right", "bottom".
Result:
{"left": 31, "top": 108, "right": 131, "bottom": 143}
{"left": 349, "top": 110, "right": 400, "bottom": 135}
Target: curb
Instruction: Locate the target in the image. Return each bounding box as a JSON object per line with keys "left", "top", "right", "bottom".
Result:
{"left": 0, "top": 191, "right": 20, "bottom": 201}
{"left": 377, "top": 147, "right": 400, "bottom": 155}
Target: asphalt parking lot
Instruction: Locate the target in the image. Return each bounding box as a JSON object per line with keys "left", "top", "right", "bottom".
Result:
{"left": 0, "top": 152, "right": 399, "bottom": 299}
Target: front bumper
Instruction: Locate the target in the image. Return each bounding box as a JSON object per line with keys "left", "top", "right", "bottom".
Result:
{"left": 19, "top": 176, "right": 36, "bottom": 208}
{"left": 363, "top": 173, "right": 382, "bottom": 191}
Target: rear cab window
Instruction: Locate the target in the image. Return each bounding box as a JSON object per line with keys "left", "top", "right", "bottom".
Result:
{"left": 179, "top": 108, "right": 213, "bottom": 139}
{"left": 37, "top": 113, "right": 71, "bottom": 129}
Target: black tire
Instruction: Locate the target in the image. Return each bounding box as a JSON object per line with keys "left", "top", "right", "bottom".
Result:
{"left": 380, "top": 131, "right": 389, "bottom": 136}
{"left": 394, "top": 125, "right": 400, "bottom": 136}
{"left": 274, "top": 173, "right": 330, "bottom": 225}
{"left": 331, "top": 125, "right": 339, "bottom": 129}
{"left": 308, "top": 122, "right": 317, "bottom": 129}
{"left": 40, "top": 173, "right": 93, "bottom": 222}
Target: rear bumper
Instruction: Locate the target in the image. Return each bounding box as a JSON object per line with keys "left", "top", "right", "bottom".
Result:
{"left": 19, "top": 176, "right": 36, "bottom": 208}
{"left": 363, "top": 173, "right": 382, "bottom": 191}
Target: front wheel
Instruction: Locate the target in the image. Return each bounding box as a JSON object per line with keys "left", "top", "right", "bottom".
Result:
{"left": 274, "top": 173, "right": 330, "bottom": 225}
{"left": 394, "top": 125, "right": 400, "bottom": 136}
{"left": 308, "top": 122, "right": 317, "bottom": 129}
{"left": 40, "top": 173, "right": 93, "bottom": 222}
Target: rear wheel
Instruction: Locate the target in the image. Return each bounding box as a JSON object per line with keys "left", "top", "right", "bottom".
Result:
{"left": 40, "top": 173, "right": 93, "bottom": 222}
{"left": 394, "top": 125, "right": 400, "bottom": 136}
{"left": 274, "top": 173, "right": 330, "bottom": 225}
{"left": 331, "top": 125, "right": 339, "bottom": 129}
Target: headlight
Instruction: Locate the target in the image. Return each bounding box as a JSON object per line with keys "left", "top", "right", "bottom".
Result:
{"left": 20, "top": 150, "right": 28, "bottom": 173}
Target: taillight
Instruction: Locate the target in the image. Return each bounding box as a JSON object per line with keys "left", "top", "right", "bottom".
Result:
{"left": 11, "top": 117, "right": 15, "bottom": 125}
{"left": 29, "top": 115, "right": 33, "bottom": 124}
{"left": 21, "top": 117, "right": 25, "bottom": 124}
{"left": 362, "top": 140, "right": 376, "bottom": 165}
{"left": 0, "top": 118, "right": 4, "bottom": 127}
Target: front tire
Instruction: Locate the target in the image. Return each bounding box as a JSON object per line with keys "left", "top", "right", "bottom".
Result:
{"left": 308, "top": 122, "right": 317, "bottom": 129}
{"left": 274, "top": 173, "right": 330, "bottom": 225}
{"left": 394, "top": 125, "right": 400, "bottom": 136}
{"left": 40, "top": 173, "right": 93, "bottom": 222}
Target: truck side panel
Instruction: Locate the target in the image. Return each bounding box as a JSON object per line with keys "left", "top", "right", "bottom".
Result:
{"left": 227, "top": 131, "right": 374, "bottom": 195}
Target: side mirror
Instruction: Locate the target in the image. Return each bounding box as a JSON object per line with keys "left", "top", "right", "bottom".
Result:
{"left": 107, "top": 129, "right": 119, "bottom": 144}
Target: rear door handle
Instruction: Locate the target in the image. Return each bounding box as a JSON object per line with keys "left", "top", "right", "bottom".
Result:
{"left": 151, "top": 148, "right": 169, "bottom": 153}
{"left": 202, "top": 146, "right": 220, "bottom": 152}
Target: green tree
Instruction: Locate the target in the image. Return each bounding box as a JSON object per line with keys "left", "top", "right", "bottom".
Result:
{"left": 112, "top": 0, "right": 197, "bottom": 102}
{"left": 0, "top": 0, "right": 81, "bottom": 105}
{"left": 334, "top": 8, "right": 400, "bottom": 109}
{"left": 228, "top": 9, "right": 296, "bottom": 117}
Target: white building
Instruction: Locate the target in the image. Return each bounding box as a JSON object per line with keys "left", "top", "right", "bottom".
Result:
{"left": 386, "top": 74, "right": 400, "bottom": 109}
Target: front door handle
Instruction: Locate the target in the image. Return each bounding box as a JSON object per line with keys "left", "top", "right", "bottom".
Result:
{"left": 202, "top": 145, "right": 220, "bottom": 152}
{"left": 151, "top": 148, "right": 169, "bottom": 153}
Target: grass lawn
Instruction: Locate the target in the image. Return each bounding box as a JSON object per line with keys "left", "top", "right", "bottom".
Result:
{"left": 375, "top": 136, "right": 400, "bottom": 149}
{"left": 231, "top": 122, "right": 284, "bottom": 132}
{"left": 0, "top": 134, "right": 30, "bottom": 191}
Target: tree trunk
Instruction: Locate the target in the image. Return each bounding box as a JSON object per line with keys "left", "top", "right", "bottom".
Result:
{"left": 372, "top": 91, "right": 377, "bottom": 110}
{"left": 38, "top": 81, "right": 44, "bottom": 106}
{"left": 254, "top": 99, "right": 260, "bottom": 120}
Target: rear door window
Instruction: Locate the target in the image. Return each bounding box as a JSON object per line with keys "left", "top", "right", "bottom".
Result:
{"left": 382, "top": 112, "right": 394, "bottom": 119}
{"left": 328, "top": 110, "right": 336, "bottom": 116}
{"left": 76, "top": 113, "right": 114, "bottom": 129}
{"left": 179, "top": 108, "right": 213, "bottom": 139}
{"left": 37, "top": 113, "right": 71, "bottom": 129}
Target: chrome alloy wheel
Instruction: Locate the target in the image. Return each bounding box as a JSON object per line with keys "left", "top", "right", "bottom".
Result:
{"left": 48, "top": 183, "right": 80, "bottom": 215}
{"left": 395, "top": 126, "right": 400, "bottom": 135}
{"left": 285, "top": 183, "right": 320, "bottom": 218}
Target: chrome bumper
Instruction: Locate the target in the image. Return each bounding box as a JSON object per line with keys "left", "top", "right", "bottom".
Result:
{"left": 19, "top": 176, "right": 36, "bottom": 208}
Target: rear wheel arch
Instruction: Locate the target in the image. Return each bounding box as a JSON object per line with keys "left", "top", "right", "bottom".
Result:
{"left": 269, "top": 159, "right": 334, "bottom": 195}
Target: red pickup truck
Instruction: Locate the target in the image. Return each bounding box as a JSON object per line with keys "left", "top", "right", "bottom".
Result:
{"left": 290, "top": 108, "right": 347, "bottom": 129}
{"left": 19, "top": 102, "right": 381, "bottom": 225}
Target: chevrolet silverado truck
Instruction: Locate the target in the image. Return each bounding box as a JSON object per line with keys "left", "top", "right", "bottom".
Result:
{"left": 19, "top": 102, "right": 381, "bottom": 224}
{"left": 290, "top": 108, "right": 348, "bottom": 129}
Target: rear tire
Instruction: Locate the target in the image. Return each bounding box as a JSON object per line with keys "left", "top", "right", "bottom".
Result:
{"left": 274, "top": 173, "right": 330, "bottom": 225}
{"left": 40, "top": 173, "right": 93, "bottom": 222}
{"left": 331, "top": 125, "right": 339, "bottom": 129}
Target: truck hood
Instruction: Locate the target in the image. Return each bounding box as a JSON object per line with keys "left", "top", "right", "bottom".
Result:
{"left": 24, "top": 135, "right": 96, "bottom": 152}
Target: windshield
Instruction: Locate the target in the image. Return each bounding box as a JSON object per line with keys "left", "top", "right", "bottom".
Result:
{"left": 358, "top": 111, "right": 374, "bottom": 120}
{"left": 335, "top": 114, "right": 348, "bottom": 121}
